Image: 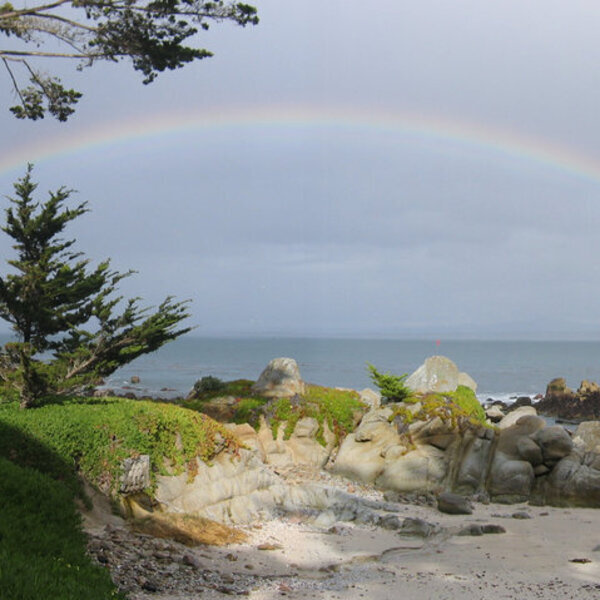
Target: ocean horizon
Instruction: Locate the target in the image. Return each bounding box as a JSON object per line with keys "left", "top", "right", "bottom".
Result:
{"left": 2, "top": 334, "right": 600, "bottom": 403}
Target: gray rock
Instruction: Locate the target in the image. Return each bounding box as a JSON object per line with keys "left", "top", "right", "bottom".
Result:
{"left": 481, "top": 524, "right": 506, "bottom": 534}
{"left": 498, "top": 407, "right": 539, "bottom": 430}
{"left": 574, "top": 422, "right": 600, "bottom": 453}
{"left": 399, "top": 517, "right": 437, "bottom": 537}
{"left": 120, "top": 455, "right": 150, "bottom": 494}
{"left": 405, "top": 356, "right": 461, "bottom": 394}
{"left": 251, "top": 357, "right": 305, "bottom": 398}
{"left": 437, "top": 491, "right": 473, "bottom": 515}
{"left": 533, "top": 426, "right": 573, "bottom": 466}
{"left": 458, "top": 524, "right": 483, "bottom": 536}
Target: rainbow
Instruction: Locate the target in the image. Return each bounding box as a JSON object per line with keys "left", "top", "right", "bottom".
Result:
{"left": 2, "top": 105, "right": 600, "bottom": 184}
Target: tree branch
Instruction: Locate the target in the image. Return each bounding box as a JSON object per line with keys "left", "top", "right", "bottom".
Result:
{"left": 0, "top": 0, "right": 71, "bottom": 20}
{"left": 1, "top": 57, "right": 26, "bottom": 106}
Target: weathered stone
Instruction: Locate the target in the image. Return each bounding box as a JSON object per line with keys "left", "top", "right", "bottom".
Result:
{"left": 375, "top": 445, "right": 447, "bottom": 493}
{"left": 454, "top": 436, "right": 494, "bottom": 494}
{"left": 516, "top": 437, "right": 543, "bottom": 466}
{"left": 251, "top": 358, "right": 305, "bottom": 398}
{"left": 405, "top": 356, "right": 460, "bottom": 394}
{"left": 331, "top": 417, "right": 400, "bottom": 483}
{"left": 533, "top": 426, "right": 573, "bottom": 466}
{"left": 574, "top": 421, "right": 600, "bottom": 453}
{"left": 359, "top": 388, "right": 381, "bottom": 410}
{"left": 578, "top": 380, "right": 600, "bottom": 397}
{"left": 488, "top": 453, "right": 535, "bottom": 503}
{"left": 486, "top": 406, "right": 505, "bottom": 423}
{"left": 498, "top": 407, "right": 539, "bottom": 430}
{"left": 458, "top": 372, "right": 478, "bottom": 393}
{"left": 120, "top": 455, "right": 150, "bottom": 494}
{"left": 437, "top": 491, "right": 473, "bottom": 515}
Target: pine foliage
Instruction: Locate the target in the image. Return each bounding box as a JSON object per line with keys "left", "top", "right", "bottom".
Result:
{"left": 0, "top": 166, "right": 191, "bottom": 407}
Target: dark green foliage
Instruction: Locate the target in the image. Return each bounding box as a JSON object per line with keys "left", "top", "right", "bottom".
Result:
{"left": 0, "top": 396, "right": 240, "bottom": 493}
{"left": 182, "top": 377, "right": 366, "bottom": 445}
{"left": 193, "top": 375, "right": 226, "bottom": 396}
{"left": 0, "top": 457, "right": 123, "bottom": 599}
{"left": 0, "top": 167, "right": 191, "bottom": 407}
{"left": 367, "top": 363, "right": 413, "bottom": 403}
{"left": 1, "top": 0, "right": 258, "bottom": 120}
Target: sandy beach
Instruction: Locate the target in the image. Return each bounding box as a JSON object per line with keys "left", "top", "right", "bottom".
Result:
{"left": 84, "top": 467, "right": 600, "bottom": 600}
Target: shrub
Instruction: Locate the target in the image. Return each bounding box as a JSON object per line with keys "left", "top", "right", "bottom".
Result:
{"left": 367, "top": 363, "right": 413, "bottom": 403}
{"left": 193, "top": 375, "right": 226, "bottom": 397}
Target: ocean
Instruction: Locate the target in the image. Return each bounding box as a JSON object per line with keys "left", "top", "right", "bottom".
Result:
{"left": 3, "top": 335, "right": 600, "bottom": 402}
{"left": 93, "top": 337, "right": 600, "bottom": 403}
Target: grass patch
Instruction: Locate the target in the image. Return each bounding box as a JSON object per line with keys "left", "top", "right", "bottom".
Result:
{"left": 0, "top": 396, "right": 241, "bottom": 494}
{"left": 390, "top": 385, "right": 487, "bottom": 429}
{"left": 0, "top": 455, "right": 123, "bottom": 600}
{"left": 271, "top": 385, "right": 366, "bottom": 446}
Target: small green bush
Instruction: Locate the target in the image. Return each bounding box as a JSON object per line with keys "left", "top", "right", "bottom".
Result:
{"left": 367, "top": 363, "right": 413, "bottom": 403}
{"left": 448, "top": 385, "right": 486, "bottom": 423}
{"left": 193, "top": 375, "right": 226, "bottom": 396}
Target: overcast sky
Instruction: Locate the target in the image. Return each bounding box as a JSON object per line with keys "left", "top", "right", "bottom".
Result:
{"left": 3, "top": 0, "right": 600, "bottom": 339}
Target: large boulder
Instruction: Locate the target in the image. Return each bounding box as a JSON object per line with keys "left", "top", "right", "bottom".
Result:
{"left": 405, "top": 356, "right": 460, "bottom": 394}
{"left": 251, "top": 357, "right": 306, "bottom": 398}
{"left": 573, "top": 421, "right": 600, "bottom": 453}
{"left": 375, "top": 445, "right": 448, "bottom": 493}
{"left": 331, "top": 407, "right": 401, "bottom": 483}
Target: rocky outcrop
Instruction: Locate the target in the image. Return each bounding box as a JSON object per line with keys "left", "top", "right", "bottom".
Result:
{"left": 535, "top": 377, "right": 600, "bottom": 421}
{"left": 405, "top": 355, "right": 477, "bottom": 394}
{"left": 330, "top": 399, "right": 600, "bottom": 508}
{"left": 251, "top": 357, "right": 306, "bottom": 398}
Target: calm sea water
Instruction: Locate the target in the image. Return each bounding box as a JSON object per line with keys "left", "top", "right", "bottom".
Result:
{"left": 3, "top": 335, "right": 600, "bottom": 402}
{"left": 97, "top": 337, "right": 600, "bottom": 402}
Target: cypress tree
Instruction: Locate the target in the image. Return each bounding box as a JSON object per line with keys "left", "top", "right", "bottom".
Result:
{"left": 0, "top": 166, "right": 191, "bottom": 407}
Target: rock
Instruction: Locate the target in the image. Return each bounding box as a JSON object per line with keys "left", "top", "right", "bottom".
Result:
{"left": 512, "top": 511, "right": 532, "bottom": 519}
{"left": 481, "top": 524, "right": 506, "bottom": 534}
{"left": 375, "top": 445, "right": 448, "bottom": 493}
{"left": 405, "top": 356, "right": 461, "bottom": 394}
{"left": 458, "top": 372, "right": 478, "bottom": 393}
{"left": 486, "top": 406, "right": 505, "bottom": 423}
{"left": 359, "top": 388, "right": 381, "bottom": 410}
{"left": 130, "top": 375, "right": 140, "bottom": 384}
{"left": 498, "top": 406, "right": 539, "bottom": 430}
{"left": 516, "top": 437, "right": 543, "bottom": 466}
{"left": 458, "top": 524, "right": 483, "bottom": 536}
{"left": 533, "top": 426, "right": 573, "bottom": 466}
{"left": 437, "top": 492, "right": 473, "bottom": 515}
{"left": 573, "top": 422, "right": 600, "bottom": 453}
{"left": 331, "top": 410, "right": 400, "bottom": 484}
{"left": 454, "top": 435, "right": 495, "bottom": 494}
{"left": 578, "top": 380, "right": 600, "bottom": 397}
{"left": 251, "top": 358, "right": 306, "bottom": 398}
{"left": 399, "top": 517, "right": 438, "bottom": 537}
{"left": 120, "top": 455, "right": 151, "bottom": 494}
{"left": 538, "top": 453, "right": 600, "bottom": 507}
{"left": 488, "top": 453, "right": 535, "bottom": 503}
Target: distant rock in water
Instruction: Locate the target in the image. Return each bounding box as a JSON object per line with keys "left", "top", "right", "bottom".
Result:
{"left": 405, "top": 355, "right": 477, "bottom": 394}
{"left": 536, "top": 377, "right": 600, "bottom": 421}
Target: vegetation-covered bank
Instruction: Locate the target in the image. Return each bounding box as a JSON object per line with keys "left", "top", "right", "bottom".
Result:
{"left": 0, "top": 396, "right": 245, "bottom": 599}
{"left": 0, "top": 397, "right": 241, "bottom": 494}
{"left": 0, "top": 422, "right": 123, "bottom": 599}
{"left": 183, "top": 378, "right": 367, "bottom": 445}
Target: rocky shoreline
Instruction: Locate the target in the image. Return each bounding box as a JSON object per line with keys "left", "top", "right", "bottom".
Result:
{"left": 81, "top": 355, "right": 600, "bottom": 599}
{"left": 83, "top": 463, "right": 600, "bottom": 600}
